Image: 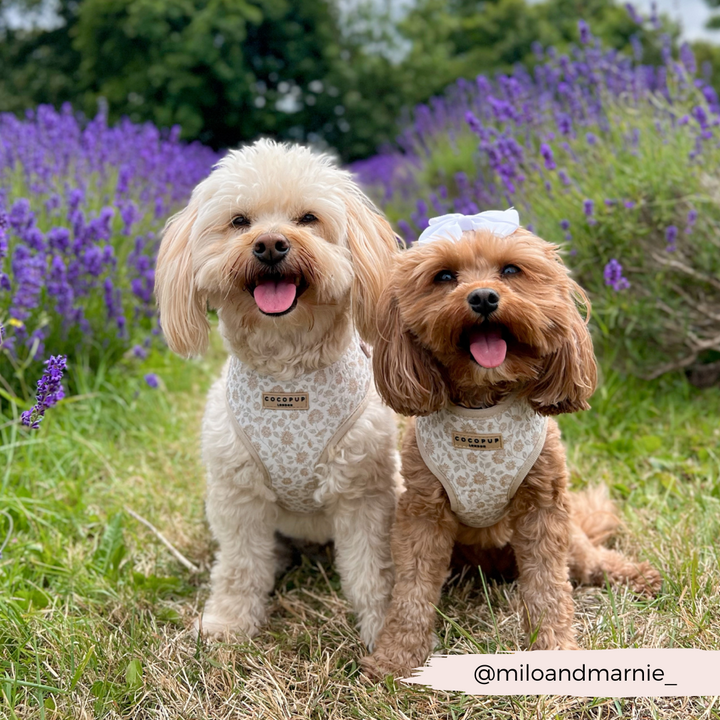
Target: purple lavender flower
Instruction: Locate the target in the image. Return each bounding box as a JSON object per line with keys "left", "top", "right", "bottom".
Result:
{"left": 67, "top": 189, "right": 84, "bottom": 216}
{"left": 665, "top": 225, "right": 678, "bottom": 252}
{"left": 116, "top": 165, "right": 133, "bottom": 196}
{"left": 604, "top": 259, "right": 630, "bottom": 291}
{"left": 83, "top": 245, "right": 104, "bottom": 276}
{"left": 0, "top": 212, "right": 8, "bottom": 292}
{"left": 144, "top": 373, "right": 159, "bottom": 388}
{"left": 680, "top": 44, "right": 697, "bottom": 76}
{"left": 557, "top": 113, "right": 573, "bottom": 136}
{"left": 47, "top": 227, "right": 71, "bottom": 253}
{"left": 10, "top": 245, "right": 44, "bottom": 322}
{"left": 45, "top": 194, "right": 61, "bottom": 215}
{"left": 9, "top": 198, "right": 34, "bottom": 236}
{"left": 660, "top": 34, "right": 672, "bottom": 66}
{"left": 685, "top": 208, "right": 697, "bottom": 235}
{"left": 411, "top": 199, "right": 429, "bottom": 235}
{"left": 21, "top": 355, "right": 68, "bottom": 429}
{"left": 624, "top": 200, "right": 636, "bottom": 209}
{"left": 392, "top": 204, "right": 425, "bottom": 241}
{"left": 692, "top": 105, "right": 708, "bottom": 130}
{"left": 0, "top": 105, "right": 218, "bottom": 399}
{"left": 119, "top": 202, "right": 139, "bottom": 236}
{"left": 578, "top": 20, "right": 591, "bottom": 45}
{"left": 132, "top": 344, "right": 148, "bottom": 360}
{"left": 540, "top": 143, "right": 556, "bottom": 170}
{"left": 625, "top": 3, "right": 643, "bottom": 25}
{"left": 702, "top": 85, "right": 719, "bottom": 109}
{"left": 465, "top": 111, "right": 483, "bottom": 136}
{"left": 583, "top": 199, "right": 596, "bottom": 225}
{"left": 650, "top": 2, "right": 660, "bottom": 30}
{"left": 560, "top": 219, "right": 570, "bottom": 231}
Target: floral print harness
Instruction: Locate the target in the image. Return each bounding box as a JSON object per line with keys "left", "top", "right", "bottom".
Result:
{"left": 415, "top": 397, "right": 548, "bottom": 528}
{"left": 225, "top": 335, "right": 372, "bottom": 513}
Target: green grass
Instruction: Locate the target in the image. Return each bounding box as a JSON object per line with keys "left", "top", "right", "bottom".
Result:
{"left": 1, "top": 334, "right": 719, "bottom": 719}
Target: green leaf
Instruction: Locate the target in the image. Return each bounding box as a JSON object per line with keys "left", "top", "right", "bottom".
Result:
{"left": 92, "top": 513, "right": 127, "bottom": 579}
{"left": 69, "top": 646, "right": 95, "bottom": 691}
{"left": 125, "top": 659, "right": 143, "bottom": 689}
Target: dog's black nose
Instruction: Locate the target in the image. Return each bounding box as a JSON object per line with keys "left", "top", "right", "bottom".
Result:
{"left": 253, "top": 233, "right": 290, "bottom": 265}
{"left": 467, "top": 288, "right": 500, "bottom": 316}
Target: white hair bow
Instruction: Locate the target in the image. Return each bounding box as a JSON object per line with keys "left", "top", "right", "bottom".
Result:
{"left": 416, "top": 208, "right": 520, "bottom": 245}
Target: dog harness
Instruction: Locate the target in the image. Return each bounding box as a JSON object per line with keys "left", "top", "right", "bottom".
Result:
{"left": 225, "top": 335, "right": 372, "bottom": 513}
{"left": 415, "top": 397, "right": 548, "bottom": 528}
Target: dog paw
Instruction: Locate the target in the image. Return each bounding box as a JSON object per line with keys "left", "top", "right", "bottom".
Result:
{"left": 630, "top": 562, "right": 662, "bottom": 597}
{"left": 529, "top": 631, "right": 579, "bottom": 651}
{"left": 193, "top": 613, "right": 258, "bottom": 641}
{"left": 530, "top": 641, "right": 580, "bottom": 651}
{"left": 360, "top": 654, "right": 413, "bottom": 681}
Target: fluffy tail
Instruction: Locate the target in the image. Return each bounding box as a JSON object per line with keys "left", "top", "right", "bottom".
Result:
{"left": 569, "top": 484, "right": 619, "bottom": 546}
{"left": 568, "top": 485, "right": 662, "bottom": 596}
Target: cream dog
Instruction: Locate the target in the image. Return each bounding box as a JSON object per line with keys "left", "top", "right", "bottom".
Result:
{"left": 155, "top": 139, "right": 400, "bottom": 647}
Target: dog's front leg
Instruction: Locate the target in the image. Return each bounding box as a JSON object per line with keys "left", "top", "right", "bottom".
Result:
{"left": 362, "top": 481, "right": 459, "bottom": 678}
{"left": 198, "top": 486, "right": 277, "bottom": 641}
{"left": 332, "top": 492, "right": 396, "bottom": 650}
{"left": 509, "top": 483, "right": 578, "bottom": 651}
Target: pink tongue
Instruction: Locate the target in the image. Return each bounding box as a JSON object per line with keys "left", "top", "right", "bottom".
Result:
{"left": 469, "top": 328, "right": 507, "bottom": 368}
{"left": 253, "top": 280, "right": 297, "bottom": 314}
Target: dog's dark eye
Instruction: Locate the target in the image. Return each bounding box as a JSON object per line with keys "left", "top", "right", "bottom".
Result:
{"left": 434, "top": 270, "right": 457, "bottom": 283}
{"left": 231, "top": 215, "right": 251, "bottom": 229}
{"left": 298, "top": 213, "right": 318, "bottom": 224}
{"left": 501, "top": 264, "right": 521, "bottom": 276}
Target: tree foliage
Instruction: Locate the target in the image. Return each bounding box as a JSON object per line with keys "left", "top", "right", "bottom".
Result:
{"left": 0, "top": 0, "right": 706, "bottom": 160}
{"left": 705, "top": 0, "right": 720, "bottom": 31}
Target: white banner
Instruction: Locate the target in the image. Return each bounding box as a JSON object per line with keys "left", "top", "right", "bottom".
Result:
{"left": 402, "top": 650, "right": 720, "bottom": 697}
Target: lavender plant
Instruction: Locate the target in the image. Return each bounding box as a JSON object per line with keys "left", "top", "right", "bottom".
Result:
{"left": 0, "top": 104, "right": 217, "bottom": 406}
{"left": 20, "top": 354, "right": 67, "bottom": 429}
{"left": 354, "top": 8, "right": 720, "bottom": 381}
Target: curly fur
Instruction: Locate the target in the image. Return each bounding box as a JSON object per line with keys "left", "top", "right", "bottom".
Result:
{"left": 363, "top": 228, "right": 661, "bottom": 678}
{"left": 155, "top": 139, "right": 401, "bottom": 648}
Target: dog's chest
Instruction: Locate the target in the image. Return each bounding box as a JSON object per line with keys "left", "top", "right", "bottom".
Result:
{"left": 225, "top": 336, "right": 372, "bottom": 512}
{"left": 415, "top": 398, "right": 548, "bottom": 527}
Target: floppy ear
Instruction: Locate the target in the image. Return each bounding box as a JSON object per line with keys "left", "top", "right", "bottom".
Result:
{"left": 155, "top": 197, "right": 210, "bottom": 358}
{"left": 344, "top": 187, "right": 401, "bottom": 344}
{"left": 373, "top": 284, "right": 448, "bottom": 416}
{"left": 527, "top": 281, "right": 597, "bottom": 416}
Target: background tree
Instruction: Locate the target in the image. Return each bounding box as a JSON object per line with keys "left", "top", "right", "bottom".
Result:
{"left": 0, "top": 0, "right": 711, "bottom": 160}
{"left": 0, "top": 0, "right": 81, "bottom": 117}
{"left": 73, "top": 0, "right": 352, "bottom": 147}
{"left": 390, "top": 0, "right": 677, "bottom": 102}
{"left": 706, "top": 0, "right": 720, "bottom": 30}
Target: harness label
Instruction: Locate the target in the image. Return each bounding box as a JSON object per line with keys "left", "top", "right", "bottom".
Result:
{"left": 452, "top": 432, "right": 504, "bottom": 450}
{"left": 262, "top": 392, "right": 310, "bottom": 410}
